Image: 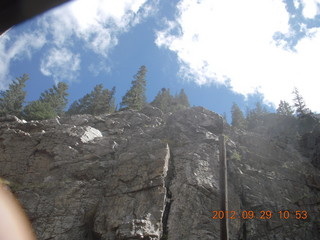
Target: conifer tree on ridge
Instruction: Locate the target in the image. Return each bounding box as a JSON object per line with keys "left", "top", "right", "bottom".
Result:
{"left": 40, "top": 82, "right": 69, "bottom": 115}
{"left": 0, "top": 74, "right": 28, "bottom": 117}
{"left": 231, "top": 102, "right": 245, "bottom": 129}
{"left": 120, "top": 65, "right": 147, "bottom": 111}
{"left": 276, "top": 100, "right": 294, "bottom": 116}
{"left": 67, "top": 84, "right": 116, "bottom": 115}
{"left": 23, "top": 82, "right": 69, "bottom": 120}
{"left": 292, "top": 87, "right": 310, "bottom": 117}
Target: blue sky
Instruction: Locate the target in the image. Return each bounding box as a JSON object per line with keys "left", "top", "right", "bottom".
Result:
{"left": 1, "top": 0, "right": 320, "bottom": 121}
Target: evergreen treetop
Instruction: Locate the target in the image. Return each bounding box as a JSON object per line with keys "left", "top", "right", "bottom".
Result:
{"left": 246, "top": 102, "right": 268, "bottom": 130}
{"left": 151, "top": 88, "right": 173, "bottom": 113}
{"left": 40, "top": 82, "right": 69, "bottom": 115}
{"left": 67, "top": 84, "right": 115, "bottom": 115}
{"left": 177, "top": 89, "right": 190, "bottom": 107}
{"left": 151, "top": 88, "right": 190, "bottom": 113}
{"left": 23, "top": 100, "right": 56, "bottom": 120}
{"left": 292, "top": 87, "right": 310, "bottom": 117}
{"left": 120, "top": 65, "right": 147, "bottom": 111}
{"left": 23, "top": 82, "right": 68, "bottom": 120}
{"left": 276, "top": 100, "right": 294, "bottom": 116}
{"left": 231, "top": 102, "right": 245, "bottom": 129}
{"left": 0, "top": 74, "right": 28, "bottom": 117}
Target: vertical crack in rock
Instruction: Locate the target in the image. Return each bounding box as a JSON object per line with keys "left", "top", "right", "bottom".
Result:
{"left": 83, "top": 204, "right": 102, "bottom": 240}
{"left": 161, "top": 145, "right": 175, "bottom": 240}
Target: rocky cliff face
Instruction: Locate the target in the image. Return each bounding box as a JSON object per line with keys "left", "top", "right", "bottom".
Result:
{"left": 0, "top": 107, "right": 320, "bottom": 239}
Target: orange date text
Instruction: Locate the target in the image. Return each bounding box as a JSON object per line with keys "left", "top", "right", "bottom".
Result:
{"left": 211, "top": 210, "right": 308, "bottom": 220}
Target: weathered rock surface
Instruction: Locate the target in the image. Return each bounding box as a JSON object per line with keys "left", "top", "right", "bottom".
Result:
{"left": 0, "top": 106, "right": 319, "bottom": 239}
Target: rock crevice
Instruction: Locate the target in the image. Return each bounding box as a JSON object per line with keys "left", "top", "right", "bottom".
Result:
{"left": 161, "top": 147, "right": 174, "bottom": 240}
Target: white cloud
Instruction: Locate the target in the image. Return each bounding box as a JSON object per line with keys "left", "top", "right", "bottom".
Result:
{"left": 294, "top": 0, "right": 301, "bottom": 9}
{"left": 39, "top": 0, "right": 155, "bottom": 56}
{"left": 40, "top": 48, "right": 81, "bottom": 84}
{"left": 37, "top": 0, "right": 157, "bottom": 83}
{"left": 88, "top": 61, "right": 111, "bottom": 76}
{"left": 0, "top": 0, "right": 157, "bottom": 87}
{"left": 301, "top": 0, "right": 320, "bottom": 18}
{"left": 156, "top": 0, "right": 320, "bottom": 112}
{"left": 0, "top": 32, "right": 46, "bottom": 89}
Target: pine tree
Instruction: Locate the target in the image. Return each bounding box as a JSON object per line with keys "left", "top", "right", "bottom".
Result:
{"left": 88, "top": 85, "right": 115, "bottom": 115}
{"left": 177, "top": 89, "right": 190, "bottom": 107}
{"left": 0, "top": 74, "right": 28, "bottom": 117}
{"left": 67, "top": 93, "right": 91, "bottom": 115}
{"left": 276, "top": 100, "right": 294, "bottom": 116}
{"left": 151, "top": 88, "right": 173, "bottom": 113}
{"left": 40, "top": 82, "right": 69, "bottom": 115}
{"left": 91, "top": 85, "right": 116, "bottom": 114}
{"left": 246, "top": 102, "right": 269, "bottom": 129}
{"left": 67, "top": 85, "right": 115, "bottom": 115}
{"left": 23, "top": 101, "right": 56, "bottom": 120}
{"left": 292, "top": 87, "right": 310, "bottom": 117}
{"left": 23, "top": 82, "right": 68, "bottom": 120}
{"left": 231, "top": 103, "right": 245, "bottom": 129}
{"left": 120, "top": 65, "right": 147, "bottom": 111}
{"left": 151, "top": 88, "right": 191, "bottom": 113}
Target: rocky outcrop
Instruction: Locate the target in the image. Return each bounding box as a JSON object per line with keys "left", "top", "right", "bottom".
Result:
{"left": 0, "top": 106, "right": 320, "bottom": 239}
{"left": 300, "top": 126, "right": 320, "bottom": 170}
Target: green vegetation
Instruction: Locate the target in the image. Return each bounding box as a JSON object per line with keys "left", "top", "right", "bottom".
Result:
{"left": 176, "top": 88, "right": 190, "bottom": 108}
{"left": 67, "top": 84, "right": 115, "bottom": 115}
{"left": 151, "top": 88, "right": 190, "bottom": 113}
{"left": 1, "top": 67, "right": 316, "bottom": 131}
{"left": 231, "top": 101, "right": 269, "bottom": 130}
{"left": 0, "top": 65, "right": 192, "bottom": 120}
{"left": 120, "top": 65, "right": 147, "bottom": 111}
{"left": 230, "top": 151, "right": 241, "bottom": 161}
{"left": 292, "top": 87, "right": 311, "bottom": 117}
{"left": 231, "top": 103, "right": 245, "bottom": 129}
{"left": 245, "top": 102, "right": 269, "bottom": 130}
{"left": 23, "top": 82, "right": 69, "bottom": 120}
{"left": 229, "top": 87, "right": 318, "bottom": 138}
{"left": 0, "top": 74, "right": 28, "bottom": 118}
{"left": 39, "top": 82, "right": 69, "bottom": 115}
{"left": 277, "top": 100, "right": 294, "bottom": 116}
{"left": 23, "top": 101, "right": 56, "bottom": 120}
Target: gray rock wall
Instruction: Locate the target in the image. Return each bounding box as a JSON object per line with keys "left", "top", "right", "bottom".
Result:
{"left": 0, "top": 106, "right": 319, "bottom": 239}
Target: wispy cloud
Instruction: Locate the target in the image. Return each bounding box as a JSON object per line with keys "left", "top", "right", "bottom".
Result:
{"left": 88, "top": 60, "right": 111, "bottom": 77}
{"left": 0, "top": 31, "right": 46, "bottom": 88}
{"left": 40, "top": 48, "right": 81, "bottom": 84}
{"left": 156, "top": 0, "right": 320, "bottom": 112}
{"left": 0, "top": 0, "right": 157, "bottom": 87}
{"left": 38, "top": 0, "right": 157, "bottom": 56}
